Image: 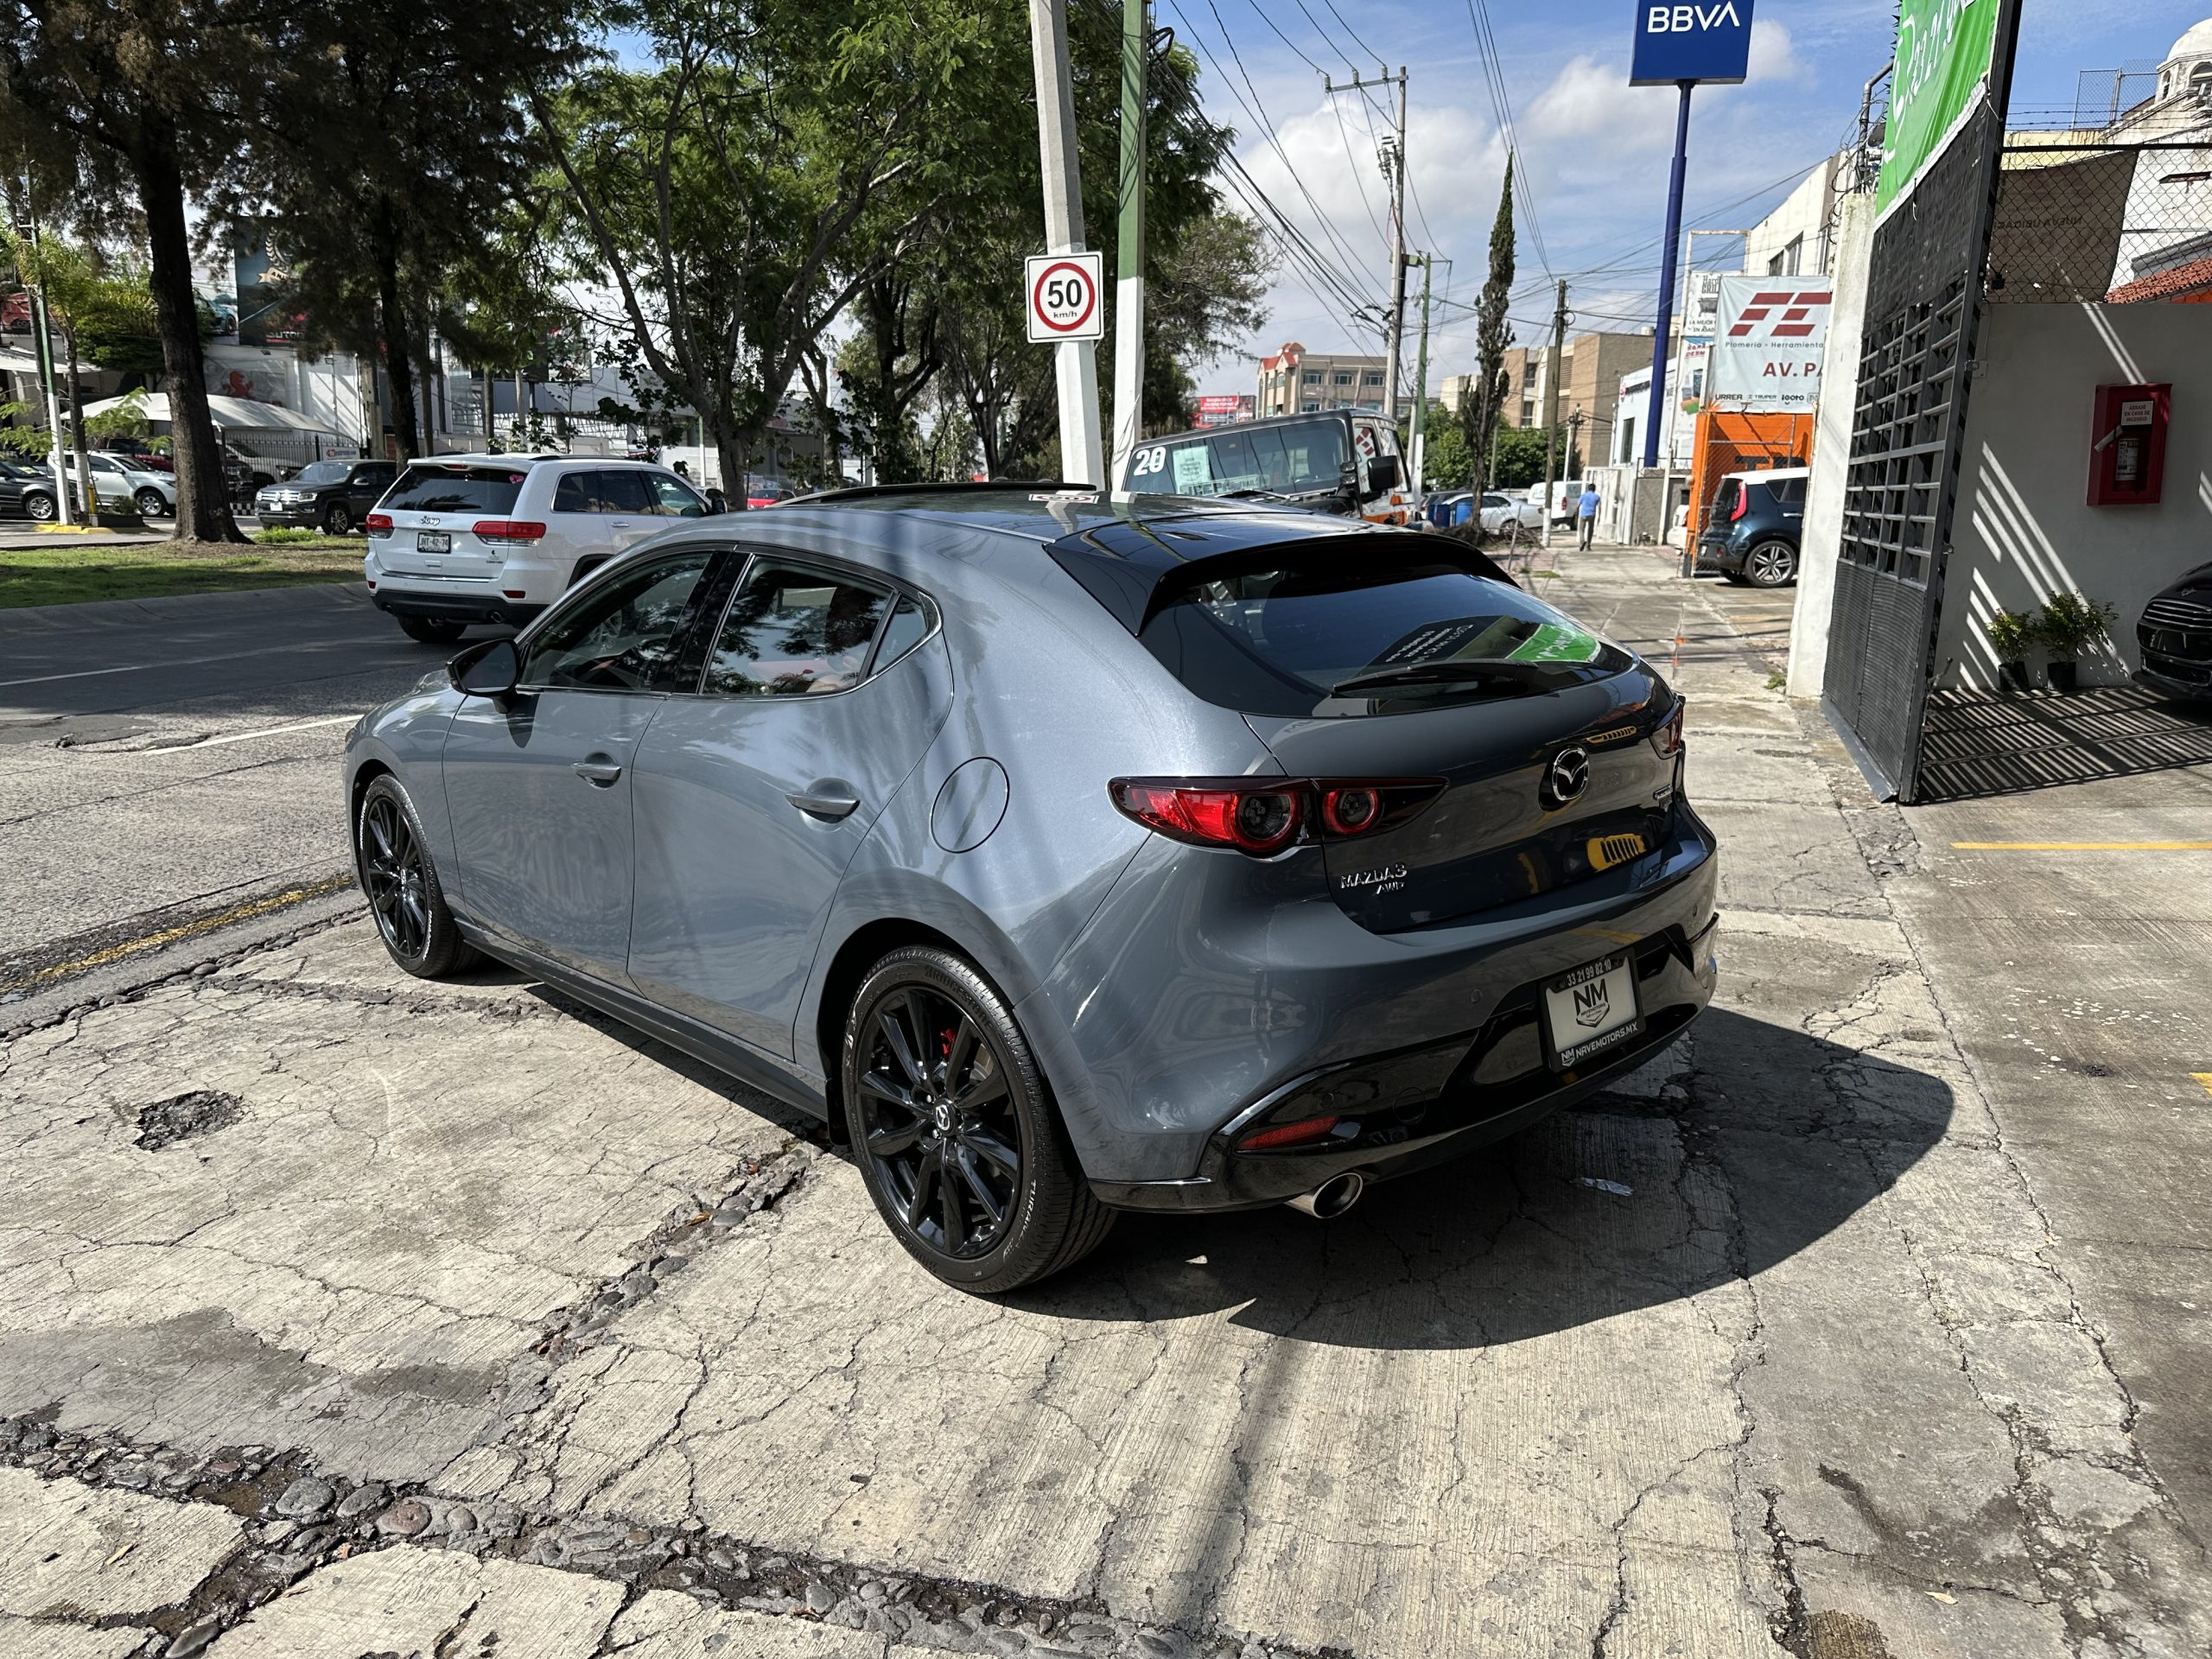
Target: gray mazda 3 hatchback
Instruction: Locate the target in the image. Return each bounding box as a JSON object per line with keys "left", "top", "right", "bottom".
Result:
{"left": 346, "top": 487, "right": 1719, "bottom": 1292}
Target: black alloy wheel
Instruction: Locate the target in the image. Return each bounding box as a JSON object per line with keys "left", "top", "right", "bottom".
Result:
{"left": 1745, "top": 539, "right": 1799, "bottom": 588}
{"left": 324, "top": 500, "right": 353, "bottom": 535}
{"left": 843, "top": 947, "right": 1112, "bottom": 1293}
{"left": 355, "top": 775, "right": 478, "bottom": 978}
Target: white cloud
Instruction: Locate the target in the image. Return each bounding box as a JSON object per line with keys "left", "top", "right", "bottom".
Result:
{"left": 1748, "top": 19, "right": 1812, "bottom": 86}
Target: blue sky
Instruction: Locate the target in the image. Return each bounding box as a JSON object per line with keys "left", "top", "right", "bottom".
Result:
{"left": 1175, "top": 0, "right": 2212, "bottom": 394}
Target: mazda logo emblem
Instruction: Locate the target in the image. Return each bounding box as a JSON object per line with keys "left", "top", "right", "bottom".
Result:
{"left": 1546, "top": 747, "right": 1592, "bottom": 806}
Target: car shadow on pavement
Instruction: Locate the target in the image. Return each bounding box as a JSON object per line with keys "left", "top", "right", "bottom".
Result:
{"left": 1013, "top": 1007, "right": 1955, "bottom": 1350}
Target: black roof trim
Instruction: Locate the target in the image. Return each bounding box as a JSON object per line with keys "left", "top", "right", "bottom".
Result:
{"left": 779, "top": 480, "right": 1094, "bottom": 507}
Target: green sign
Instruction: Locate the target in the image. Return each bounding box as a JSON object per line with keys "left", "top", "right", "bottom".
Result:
{"left": 1876, "top": 0, "right": 2002, "bottom": 215}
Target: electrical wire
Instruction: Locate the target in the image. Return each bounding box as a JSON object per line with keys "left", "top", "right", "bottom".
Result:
{"left": 1463, "top": 0, "right": 1551, "bottom": 278}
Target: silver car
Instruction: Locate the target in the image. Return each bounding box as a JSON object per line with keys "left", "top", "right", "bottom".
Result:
{"left": 345, "top": 487, "right": 1719, "bottom": 1292}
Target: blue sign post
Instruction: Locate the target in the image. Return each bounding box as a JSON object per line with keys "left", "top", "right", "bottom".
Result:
{"left": 1631, "top": 2, "right": 1755, "bottom": 472}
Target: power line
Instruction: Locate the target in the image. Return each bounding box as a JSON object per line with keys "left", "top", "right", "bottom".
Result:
{"left": 1319, "top": 0, "right": 1388, "bottom": 74}
{"left": 1463, "top": 0, "right": 1550, "bottom": 277}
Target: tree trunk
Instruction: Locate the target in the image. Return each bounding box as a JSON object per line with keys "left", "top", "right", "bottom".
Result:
{"left": 136, "top": 122, "right": 240, "bottom": 542}
{"left": 378, "top": 245, "right": 422, "bottom": 461}
{"left": 715, "top": 429, "right": 749, "bottom": 510}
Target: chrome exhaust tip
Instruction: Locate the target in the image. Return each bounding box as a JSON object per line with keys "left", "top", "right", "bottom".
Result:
{"left": 1286, "top": 1172, "right": 1366, "bottom": 1220}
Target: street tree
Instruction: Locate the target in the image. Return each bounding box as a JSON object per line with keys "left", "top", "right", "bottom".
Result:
{"left": 1455, "top": 156, "right": 1516, "bottom": 496}
{"left": 0, "top": 0, "right": 262, "bottom": 539}
{"left": 232, "top": 0, "right": 583, "bottom": 461}
{"left": 539, "top": 0, "right": 998, "bottom": 495}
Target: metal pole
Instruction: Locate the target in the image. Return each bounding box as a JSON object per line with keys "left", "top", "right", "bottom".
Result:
{"left": 1029, "top": 0, "right": 1105, "bottom": 486}
{"left": 1408, "top": 255, "right": 1433, "bottom": 497}
{"left": 1380, "top": 68, "right": 1409, "bottom": 428}
{"left": 1541, "top": 278, "right": 1567, "bottom": 549}
{"left": 1643, "top": 81, "right": 1694, "bottom": 470}
{"left": 28, "top": 283, "right": 69, "bottom": 524}
{"left": 1109, "top": 0, "right": 1147, "bottom": 500}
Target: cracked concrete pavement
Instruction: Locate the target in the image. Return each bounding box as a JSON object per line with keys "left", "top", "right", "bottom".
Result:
{"left": 1, "top": 548, "right": 2206, "bottom": 1656}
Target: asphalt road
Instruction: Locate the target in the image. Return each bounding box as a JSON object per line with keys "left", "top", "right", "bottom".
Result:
{"left": 0, "top": 583, "right": 492, "bottom": 1008}
{"left": 0, "top": 555, "right": 2207, "bottom": 1658}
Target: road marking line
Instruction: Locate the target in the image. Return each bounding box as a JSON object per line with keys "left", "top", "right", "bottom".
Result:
{"left": 168, "top": 715, "right": 359, "bottom": 750}
{"left": 1950, "top": 842, "right": 2212, "bottom": 851}
{"left": 2195, "top": 1074, "right": 2212, "bottom": 1099}
{"left": 0, "top": 874, "right": 354, "bottom": 994}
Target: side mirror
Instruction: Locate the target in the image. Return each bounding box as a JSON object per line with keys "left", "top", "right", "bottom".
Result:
{"left": 1366, "top": 454, "right": 1402, "bottom": 494}
{"left": 449, "top": 638, "right": 520, "bottom": 698}
{"left": 706, "top": 487, "right": 728, "bottom": 514}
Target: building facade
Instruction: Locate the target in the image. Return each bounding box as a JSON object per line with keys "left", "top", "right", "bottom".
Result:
{"left": 1464, "top": 332, "right": 1653, "bottom": 471}
{"left": 1255, "top": 342, "right": 1392, "bottom": 417}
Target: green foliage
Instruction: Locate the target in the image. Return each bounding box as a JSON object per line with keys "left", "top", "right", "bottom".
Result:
{"left": 2033, "top": 592, "right": 2114, "bottom": 659}
{"left": 1493, "top": 427, "right": 1576, "bottom": 491}
{"left": 1421, "top": 411, "right": 1473, "bottom": 492}
{"left": 251, "top": 526, "right": 322, "bottom": 544}
{"left": 1454, "top": 158, "right": 1516, "bottom": 496}
{"left": 84, "top": 387, "right": 157, "bottom": 445}
{"left": 1982, "top": 607, "right": 2036, "bottom": 663}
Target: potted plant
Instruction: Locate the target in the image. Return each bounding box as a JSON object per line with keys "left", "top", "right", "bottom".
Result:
{"left": 2034, "top": 591, "right": 2115, "bottom": 694}
{"left": 1984, "top": 609, "right": 2036, "bottom": 693}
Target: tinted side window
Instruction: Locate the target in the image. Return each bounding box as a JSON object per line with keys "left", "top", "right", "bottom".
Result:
{"left": 647, "top": 474, "right": 708, "bottom": 517}
{"left": 871, "top": 596, "right": 932, "bottom": 674}
{"left": 521, "top": 551, "right": 715, "bottom": 692}
{"left": 702, "top": 563, "right": 893, "bottom": 697}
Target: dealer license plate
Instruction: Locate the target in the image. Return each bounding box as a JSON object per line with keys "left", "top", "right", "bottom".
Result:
{"left": 1542, "top": 954, "right": 1643, "bottom": 1071}
{"left": 416, "top": 530, "right": 450, "bottom": 554}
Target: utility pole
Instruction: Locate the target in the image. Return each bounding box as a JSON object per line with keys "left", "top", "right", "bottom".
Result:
{"left": 1324, "top": 67, "right": 1408, "bottom": 425}
{"left": 1541, "top": 278, "right": 1567, "bottom": 549}
{"left": 1408, "top": 254, "right": 1446, "bottom": 499}
{"left": 1641, "top": 81, "right": 1694, "bottom": 469}
{"left": 1109, "top": 0, "right": 1147, "bottom": 500}
{"left": 1030, "top": 0, "right": 1106, "bottom": 486}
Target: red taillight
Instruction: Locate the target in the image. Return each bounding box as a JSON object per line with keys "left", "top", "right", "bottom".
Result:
{"left": 1727, "top": 487, "right": 1749, "bottom": 523}
{"left": 473, "top": 519, "right": 547, "bottom": 545}
{"left": 1109, "top": 777, "right": 1441, "bottom": 855}
{"left": 365, "top": 512, "right": 392, "bottom": 537}
{"left": 1651, "top": 700, "right": 1687, "bottom": 758}
{"left": 1110, "top": 780, "right": 1303, "bottom": 854}
{"left": 1239, "top": 1115, "right": 1342, "bottom": 1152}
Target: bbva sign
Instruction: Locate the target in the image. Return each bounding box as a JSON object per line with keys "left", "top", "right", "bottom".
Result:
{"left": 1630, "top": 0, "right": 1755, "bottom": 86}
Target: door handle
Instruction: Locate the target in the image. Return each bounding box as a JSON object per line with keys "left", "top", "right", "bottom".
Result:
{"left": 787, "top": 786, "right": 861, "bottom": 821}
{"left": 574, "top": 757, "right": 624, "bottom": 786}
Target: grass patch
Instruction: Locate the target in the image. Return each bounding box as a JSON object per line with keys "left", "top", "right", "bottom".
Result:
{"left": 250, "top": 528, "right": 365, "bottom": 551}
{"left": 0, "top": 537, "right": 363, "bottom": 609}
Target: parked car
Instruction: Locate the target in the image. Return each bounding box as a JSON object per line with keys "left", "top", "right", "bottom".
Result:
{"left": 1479, "top": 490, "right": 1545, "bottom": 537}
{"left": 255, "top": 459, "right": 398, "bottom": 534}
{"left": 344, "top": 487, "right": 1720, "bottom": 1292}
{"left": 35, "top": 454, "right": 136, "bottom": 516}
{"left": 2134, "top": 561, "right": 2212, "bottom": 701}
{"left": 97, "top": 439, "right": 174, "bottom": 474}
{"left": 0, "top": 457, "right": 64, "bottom": 519}
{"left": 73, "top": 450, "right": 175, "bottom": 518}
{"left": 1120, "top": 408, "right": 1409, "bottom": 523}
{"left": 362, "top": 454, "right": 718, "bottom": 643}
{"left": 1695, "top": 467, "right": 1808, "bottom": 588}
{"left": 223, "top": 442, "right": 296, "bottom": 507}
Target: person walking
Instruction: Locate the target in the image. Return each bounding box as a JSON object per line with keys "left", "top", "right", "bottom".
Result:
{"left": 1576, "top": 482, "right": 1602, "bottom": 550}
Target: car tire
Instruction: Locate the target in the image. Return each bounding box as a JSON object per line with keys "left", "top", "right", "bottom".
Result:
{"left": 134, "top": 487, "right": 167, "bottom": 518}
{"left": 355, "top": 773, "right": 480, "bottom": 980}
{"left": 397, "top": 614, "right": 467, "bottom": 645}
{"left": 23, "top": 491, "right": 53, "bottom": 521}
{"left": 323, "top": 501, "right": 353, "bottom": 535}
{"left": 842, "top": 946, "right": 1113, "bottom": 1294}
{"left": 1744, "top": 540, "right": 1799, "bottom": 588}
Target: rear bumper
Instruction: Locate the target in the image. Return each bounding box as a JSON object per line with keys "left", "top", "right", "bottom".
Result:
{"left": 1092, "top": 912, "right": 1718, "bottom": 1212}
{"left": 1694, "top": 537, "right": 1742, "bottom": 573}
{"left": 369, "top": 587, "right": 545, "bottom": 627}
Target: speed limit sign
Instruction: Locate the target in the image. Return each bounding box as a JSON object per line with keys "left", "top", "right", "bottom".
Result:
{"left": 1026, "top": 252, "right": 1104, "bottom": 343}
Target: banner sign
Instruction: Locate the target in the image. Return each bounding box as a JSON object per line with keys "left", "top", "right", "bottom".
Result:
{"left": 1875, "top": 0, "right": 2002, "bottom": 217}
{"left": 1195, "top": 394, "right": 1254, "bottom": 427}
{"left": 1630, "top": 1, "right": 1755, "bottom": 87}
{"left": 1707, "top": 276, "right": 1831, "bottom": 411}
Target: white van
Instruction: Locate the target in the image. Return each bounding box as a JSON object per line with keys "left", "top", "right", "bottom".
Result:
{"left": 364, "top": 454, "right": 719, "bottom": 643}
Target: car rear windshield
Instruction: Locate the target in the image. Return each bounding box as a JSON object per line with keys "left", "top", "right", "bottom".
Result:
{"left": 1122, "top": 417, "right": 1349, "bottom": 498}
{"left": 384, "top": 464, "right": 528, "bottom": 514}
{"left": 1137, "top": 556, "right": 1633, "bottom": 718}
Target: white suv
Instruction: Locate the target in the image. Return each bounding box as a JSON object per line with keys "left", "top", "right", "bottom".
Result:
{"left": 364, "top": 454, "right": 717, "bottom": 643}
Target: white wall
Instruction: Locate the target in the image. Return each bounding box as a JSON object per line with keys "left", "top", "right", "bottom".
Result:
{"left": 1786, "top": 194, "right": 1874, "bottom": 699}
{"left": 1745, "top": 156, "right": 1841, "bottom": 277}
{"left": 1938, "top": 302, "right": 2212, "bottom": 690}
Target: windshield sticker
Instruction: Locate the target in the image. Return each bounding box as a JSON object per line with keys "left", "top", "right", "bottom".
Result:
{"left": 1507, "top": 622, "right": 1603, "bottom": 664}
{"left": 1171, "top": 446, "right": 1212, "bottom": 492}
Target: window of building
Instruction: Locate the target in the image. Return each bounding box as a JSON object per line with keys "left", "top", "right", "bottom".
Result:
{"left": 1301, "top": 369, "right": 1322, "bottom": 385}
{"left": 2194, "top": 62, "right": 2212, "bottom": 97}
{"left": 1361, "top": 371, "right": 1383, "bottom": 386}
{"left": 1767, "top": 235, "right": 1805, "bottom": 277}
{"left": 1329, "top": 371, "right": 1350, "bottom": 385}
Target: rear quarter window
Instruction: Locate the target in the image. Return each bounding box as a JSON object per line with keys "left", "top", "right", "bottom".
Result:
{"left": 385, "top": 465, "right": 528, "bottom": 514}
